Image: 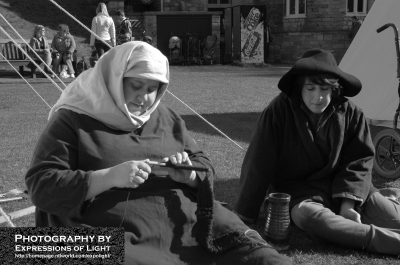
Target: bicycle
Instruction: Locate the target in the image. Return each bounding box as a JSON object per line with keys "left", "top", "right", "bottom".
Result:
{"left": 372, "top": 23, "right": 400, "bottom": 179}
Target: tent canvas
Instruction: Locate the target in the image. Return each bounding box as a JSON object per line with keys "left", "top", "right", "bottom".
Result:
{"left": 339, "top": 0, "right": 400, "bottom": 128}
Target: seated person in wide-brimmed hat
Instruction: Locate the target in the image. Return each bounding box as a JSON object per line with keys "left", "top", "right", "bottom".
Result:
{"left": 25, "top": 41, "right": 292, "bottom": 265}
{"left": 235, "top": 49, "right": 400, "bottom": 256}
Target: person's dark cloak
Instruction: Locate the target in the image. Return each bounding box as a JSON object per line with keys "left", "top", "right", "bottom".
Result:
{"left": 234, "top": 93, "right": 377, "bottom": 223}
{"left": 26, "top": 106, "right": 291, "bottom": 264}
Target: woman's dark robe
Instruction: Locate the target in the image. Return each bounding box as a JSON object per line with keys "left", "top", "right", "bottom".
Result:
{"left": 234, "top": 93, "right": 377, "bottom": 223}
{"left": 25, "top": 106, "right": 291, "bottom": 264}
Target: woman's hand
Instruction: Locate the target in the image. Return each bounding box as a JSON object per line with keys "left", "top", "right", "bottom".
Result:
{"left": 339, "top": 198, "right": 361, "bottom": 223}
{"left": 109, "top": 160, "right": 151, "bottom": 188}
{"left": 86, "top": 160, "right": 151, "bottom": 200}
{"left": 162, "top": 152, "right": 200, "bottom": 188}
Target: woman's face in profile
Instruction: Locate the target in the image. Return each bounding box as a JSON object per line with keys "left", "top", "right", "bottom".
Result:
{"left": 36, "top": 28, "right": 45, "bottom": 38}
{"left": 301, "top": 76, "right": 332, "bottom": 114}
{"left": 123, "top": 77, "right": 159, "bottom": 116}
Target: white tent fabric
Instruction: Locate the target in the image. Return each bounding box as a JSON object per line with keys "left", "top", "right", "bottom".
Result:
{"left": 339, "top": 0, "right": 400, "bottom": 128}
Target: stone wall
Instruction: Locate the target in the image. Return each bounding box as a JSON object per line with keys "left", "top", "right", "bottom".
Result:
{"left": 107, "top": 0, "right": 125, "bottom": 14}
{"left": 111, "top": 0, "right": 378, "bottom": 64}
{"left": 231, "top": 0, "right": 266, "bottom": 6}
{"left": 264, "top": 0, "right": 375, "bottom": 64}
{"left": 163, "top": 0, "right": 207, "bottom": 12}
{"left": 126, "top": 12, "right": 222, "bottom": 63}
{"left": 125, "top": 0, "right": 161, "bottom": 12}
{"left": 143, "top": 14, "right": 158, "bottom": 46}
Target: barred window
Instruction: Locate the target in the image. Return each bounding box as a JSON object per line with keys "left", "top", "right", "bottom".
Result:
{"left": 286, "top": 0, "right": 306, "bottom": 18}
{"left": 347, "top": 0, "right": 367, "bottom": 15}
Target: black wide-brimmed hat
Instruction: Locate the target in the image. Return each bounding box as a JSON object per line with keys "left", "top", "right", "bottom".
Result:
{"left": 278, "top": 49, "right": 362, "bottom": 97}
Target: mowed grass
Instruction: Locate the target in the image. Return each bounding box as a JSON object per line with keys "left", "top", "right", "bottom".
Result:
{"left": 1, "top": 65, "right": 400, "bottom": 264}
{"left": 1, "top": 0, "right": 398, "bottom": 264}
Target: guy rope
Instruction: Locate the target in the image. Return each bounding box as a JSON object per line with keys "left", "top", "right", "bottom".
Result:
{"left": 47, "top": 0, "right": 244, "bottom": 150}
{"left": 0, "top": 0, "right": 245, "bottom": 226}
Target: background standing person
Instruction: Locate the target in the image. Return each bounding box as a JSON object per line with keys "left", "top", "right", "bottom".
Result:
{"left": 348, "top": 16, "right": 362, "bottom": 40}
{"left": 234, "top": 49, "right": 400, "bottom": 256}
{"left": 115, "top": 9, "right": 132, "bottom": 46}
{"left": 27, "top": 25, "right": 52, "bottom": 75}
{"left": 90, "top": 2, "right": 115, "bottom": 58}
{"left": 264, "top": 24, "right": 274, "bottom": 63}
{"left": 51, "top": 24, "right": 76, "bottom": 78}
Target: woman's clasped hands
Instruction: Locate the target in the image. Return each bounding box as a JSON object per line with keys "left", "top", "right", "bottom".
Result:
{"left": 109, "top": 151, "right": 199, "bottom": 189}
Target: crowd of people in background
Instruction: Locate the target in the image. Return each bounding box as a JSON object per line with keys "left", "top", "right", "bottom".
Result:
{"left": 27, "top": 2, "right": 138, "bottom": 79}
{"left": 28, "top": 23, "right": 76, "bottom": 79}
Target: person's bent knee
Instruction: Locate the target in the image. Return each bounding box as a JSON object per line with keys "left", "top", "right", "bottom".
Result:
{"left": 291, "top": 200, "right": 316, "bottom": 230}
{"left": 291, "top": 200, "right": 331, "bottom": 231}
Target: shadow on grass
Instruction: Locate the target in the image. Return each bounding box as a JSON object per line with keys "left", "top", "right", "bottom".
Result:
{"left": 181, "top": 112, "right": 261, "bottom": 144}
{"left": 213, "top": 177, "right": 240, "bottom": 210}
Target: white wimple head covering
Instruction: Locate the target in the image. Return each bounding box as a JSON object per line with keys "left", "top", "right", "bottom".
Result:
{"left": 48, "top": 41, "right": 170, "bottom": 132}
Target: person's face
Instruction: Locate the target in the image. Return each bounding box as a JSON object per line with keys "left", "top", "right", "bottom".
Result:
{"left": 123, "top": 77, "right": 159, "bottom": 116}
{"left": 301, "top": 77, "right": 332, "bottom": 114}
{"left": 59, "top": 28, "right": 67, "bottom": 36}
{"left": 116, "top": 16, "right": 124, "bottom": 24}
{"left": 36, "top": 28, "right": 45, "bottom": 38}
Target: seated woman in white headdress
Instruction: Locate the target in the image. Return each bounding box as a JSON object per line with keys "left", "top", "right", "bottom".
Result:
{"left": 25, "top": 41, "right": 292, "bottom": 265}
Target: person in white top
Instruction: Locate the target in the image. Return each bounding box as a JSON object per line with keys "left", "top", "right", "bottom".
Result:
{"left": 90, "top": 3, "right": 115, "bottom": 58}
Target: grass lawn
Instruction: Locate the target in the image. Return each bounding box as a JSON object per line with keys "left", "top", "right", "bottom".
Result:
{"left": 0, "top": 0, "right": 400, "bottom": 263}
{"left": 1, "top": 65, "right": 400, "bottom": 264}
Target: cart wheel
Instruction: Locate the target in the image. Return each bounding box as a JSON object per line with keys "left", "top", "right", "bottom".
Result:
{"left": 373, "top": 129, "right": 400, "bottom": 179}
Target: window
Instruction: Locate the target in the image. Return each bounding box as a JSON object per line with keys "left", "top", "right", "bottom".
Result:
{"left": 347, "top": 0, "right": 367, "bottom": 15}
{"left": 208, "top": 0, "right": 230, "bottom": 7}
{"left": 286, "top": 0, "right": 306, "bottom": 18}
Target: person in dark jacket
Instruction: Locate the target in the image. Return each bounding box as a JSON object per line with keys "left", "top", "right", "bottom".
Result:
{"left": 234, "top": 49, "right": 400, "bottom": 256}
{"left": 348, "top": 16, "right": 362, "bottom": 40}
{"left": 27, "top": 25, "right": 52, "bottom": 74}
{"left": 115, "top": 10, "right": 132, "bottom": 45}
{"left": 25, "top": 42, "right": 292, "bottom": 265}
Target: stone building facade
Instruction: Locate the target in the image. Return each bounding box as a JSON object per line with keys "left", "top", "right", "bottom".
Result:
{"left": 265, "top": 0, "right": 375, "bottom": 63}
{"left": 107, "top": 0, "right": 377, "bottom": 64}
